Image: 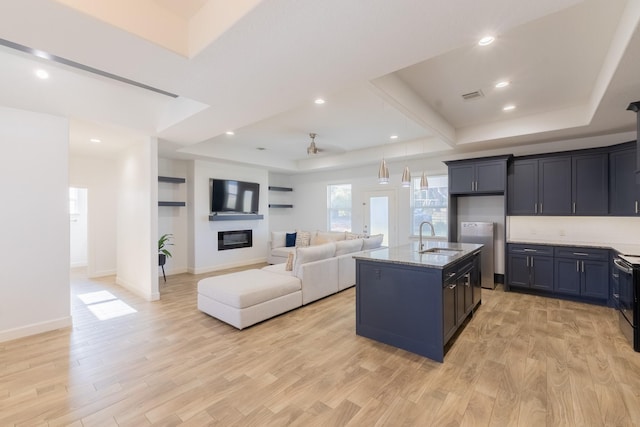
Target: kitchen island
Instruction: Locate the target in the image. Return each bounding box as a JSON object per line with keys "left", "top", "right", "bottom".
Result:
{"left": 354, "top": 241, "right": 483, "bottom": 362}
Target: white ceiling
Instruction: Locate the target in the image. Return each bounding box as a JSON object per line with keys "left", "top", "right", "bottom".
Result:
{"left": 0, "top": 0, "right": 639, "bottom": 171}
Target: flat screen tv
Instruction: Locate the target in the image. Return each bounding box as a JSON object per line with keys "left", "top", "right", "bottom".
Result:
{"left": 210, "top": 179, "right": 260, "bottom": 214}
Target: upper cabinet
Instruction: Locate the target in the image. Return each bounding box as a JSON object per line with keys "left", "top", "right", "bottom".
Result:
{"left": 610, "top": 143, "right": 640, "bottom": 216}
{"left": 508, "top": 152, "right": 608, "bottom": 216}
{"left": 446, "top": 157, "right": 509, "bottom": 195}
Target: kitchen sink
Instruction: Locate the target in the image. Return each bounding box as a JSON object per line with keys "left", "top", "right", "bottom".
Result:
{"left": 419, "top": 248, "right": 463, "bottom": 256}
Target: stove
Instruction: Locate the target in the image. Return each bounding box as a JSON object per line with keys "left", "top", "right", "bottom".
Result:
{"left": 613, "top": 255, "right": 640, "bottom": 351}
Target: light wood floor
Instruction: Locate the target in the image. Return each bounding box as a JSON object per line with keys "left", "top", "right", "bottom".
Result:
{"left": 1, "top": 266, "right": 640, "bottom": 426}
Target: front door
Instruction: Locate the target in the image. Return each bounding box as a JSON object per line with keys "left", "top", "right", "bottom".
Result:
{"left": 363, "top": 190, "right": 396, "bottom": 247}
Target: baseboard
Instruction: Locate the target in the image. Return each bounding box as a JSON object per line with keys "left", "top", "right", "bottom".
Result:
{"left": 0, "top": 316, "right": 72, "bottom": 343}
{"left": 190, "top": 257, "right": 268, "bottom": 275}
{"left": 89, "top": 268, "right": 117, "bottom": 278}
{"left": 116, "top": 276, "right": 160, "bottom": 301}
{"left": 158, "top": 267, "right": 189, "bottom": 277}
{"left": 70, "top": 261, "right": 87, "bottom": 268}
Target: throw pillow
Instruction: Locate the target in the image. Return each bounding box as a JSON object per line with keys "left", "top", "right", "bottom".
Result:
{"left": 362, "top": 234, "right": 384, "bottom": 250}
{"left": 295, "top": 230, "right": 311, "bottom": 247}
{"left": 346, "top": 232, "right": 367, "bottom": 240}
{"left": 270, "top": 231, "right": 287, "bottom": 249}
{"left": 285, "top": 232, "right": 297, "bottom": 247}
{"left": 285, "top": 252, "right": 294, "bottom": 271}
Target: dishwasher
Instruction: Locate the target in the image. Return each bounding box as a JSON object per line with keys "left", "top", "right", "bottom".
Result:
{"left": 459, "top": 222, "right": 495, "bottom": 289}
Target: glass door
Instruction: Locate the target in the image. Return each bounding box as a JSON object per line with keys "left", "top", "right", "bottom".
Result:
{"left": 363, "top": 190, "right": 396, "bottom": 247}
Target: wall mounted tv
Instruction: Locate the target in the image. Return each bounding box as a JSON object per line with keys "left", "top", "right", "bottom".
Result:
{"left": 210, "top": 179, "right": 260, "bottom": 214}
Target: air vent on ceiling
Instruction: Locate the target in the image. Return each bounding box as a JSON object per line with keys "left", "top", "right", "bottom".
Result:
{"left": 461, "top": 90, "right": 484, "bottom": 101}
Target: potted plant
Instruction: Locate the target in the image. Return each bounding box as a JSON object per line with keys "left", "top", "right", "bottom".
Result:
{"left": 158, "top": 233, "right": 173, "bottom": 266}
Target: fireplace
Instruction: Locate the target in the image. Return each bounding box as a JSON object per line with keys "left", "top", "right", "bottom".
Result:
{"left": 218, "top": 230, "right": 252, "bottom": 251}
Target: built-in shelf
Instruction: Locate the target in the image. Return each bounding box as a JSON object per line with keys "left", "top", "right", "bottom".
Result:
{"left": 268, "top": 186, "right": 293, "bottom": 192}
{"left": 158, "top": 176, "right": 186, "bottom": 207}
{"left": 269, "top": 204, "right": 293, "bottom": 208}
{"left": 209, "top": 214, "right": 264, "bottom": 221}
{"left": 158, "top": 176, "right": 186, "bottom": 184}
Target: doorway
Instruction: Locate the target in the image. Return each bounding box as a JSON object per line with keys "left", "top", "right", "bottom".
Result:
{"left": 363, "top": 189, "right": 397, "bottom": 247}
{"left": 69, "top": 187, "right": 88, "bottom": 268}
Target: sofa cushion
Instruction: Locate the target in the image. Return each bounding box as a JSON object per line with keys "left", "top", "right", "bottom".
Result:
{"left": 293, "top": 242, "right": 336, "bottom": 277}
{"left": 197, "top": 269, "right": 301, "bottom": 309}
{"left": 346, "top": 232, "right": 367, "bottom": 240}
{"left": 262, "top": 263, "right": 293, "bottom": 276}
{"left": 335, "top": 238, "right": 364, "bottom": 256}
{"left": 270, "top": 231, "right": 287, "bottom": 249}
{"left": 311, "top": 231, "right": 346, "bottom": 245}
{"left": 285, "top": 232, "right": 297, "bottom": 247}
{"left": 363, "top": 234, "right": 384, "bottom": 250}
{"left": 295, "top": 230, "right": 311, "bottom": 247}
{"left": 271, "top": 247, "right": 296, "bottom": 258}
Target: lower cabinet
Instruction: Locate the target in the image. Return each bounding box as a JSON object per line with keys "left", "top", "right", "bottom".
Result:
{"left": 507, "top": 244, "right": 610, "bottom": 304}
{"left": 443, "top": 255, "right": 478, "bottom": 343}
{"left": 507, "top": 244, "right": 553, "bottom": 291}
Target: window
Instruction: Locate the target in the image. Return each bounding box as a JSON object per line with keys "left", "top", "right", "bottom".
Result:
{"left": 411, "top": 175, "right": 448, "bottom": 237}
{"left": 327, "top": 184, "right": 352, "bottom": 232}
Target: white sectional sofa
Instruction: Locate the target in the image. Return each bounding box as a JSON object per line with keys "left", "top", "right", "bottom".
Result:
{"left": 197, "top": 233, "right": 384, "bottom": 329}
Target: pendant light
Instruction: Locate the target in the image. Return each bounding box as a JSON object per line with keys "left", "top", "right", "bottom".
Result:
{"left": 420, "top": 171, "right": 429, "bottom": 190}
{"left": 378, "top": 158, "right": 389, "bottom": 184}
{"left": 401, "top": 165, "right": 411, "bottom": 187}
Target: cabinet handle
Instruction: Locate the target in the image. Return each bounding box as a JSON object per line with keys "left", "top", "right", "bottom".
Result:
{"left": 636, "top": 200, "right": 639, "bottom": 214}
{"left": 573, "top": 252, "right": 588, "bottom": 256}
{"left": 576, "top": 260, "right": 580, "bottom": 272}
{"left": 526, "top": 256, "right": 529, "bottom": 267}
{"left": 613, "top": 293, "right": 620, "bottom": 299}
{"left": 613, "top": 272, "right": 619, "bottom": 279}
{"left": 581, "top": 261, "right": 584, "bottom": 273}
{"left": 530, "top": 257, "right": 534, "bottom": 268}
{"left": 572, "top": 202, "right": 576, "bottom": 214}
{"left": 535, "top": 203, "right": 538, "bottom": 214}
{"left": 540, "top": 203, "right": 543, "bottom": 214}
{"left": 523, "top": 248, "right": 537, "bottom": 252}
{"left": 449, "top": 284, "right": 456, "bottom": 289}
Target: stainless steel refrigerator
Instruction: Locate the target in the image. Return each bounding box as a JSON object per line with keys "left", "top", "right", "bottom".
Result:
{"left": 459, "top": 222, "right": 495, "bottom": 289}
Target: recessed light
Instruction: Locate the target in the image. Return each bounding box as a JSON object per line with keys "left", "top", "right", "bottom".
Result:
{"left": 89, "top": 138, "right": 101, "bottom": 143}
{"left": 314, "top": 98, "right": 325, "bottom": 105}
{"left": 35, "top": 69, "right": 49, "bottom": 79}
{"left": 256, "top": 147, "right": 266, "bottom": 151}
{"left": 503, "top": 105, "right": 516, "bottom": 111}
{"left": 225, "top": 131, "right": 235, "bottom": 135}
{"left": 390, "top": 135, "right": 398, "bottom": 139}
{"left": 478, "top": 36, "right": 495, "bottom": 46}
{"left": 495, "top": 81, "right": 510, "bottom": 88}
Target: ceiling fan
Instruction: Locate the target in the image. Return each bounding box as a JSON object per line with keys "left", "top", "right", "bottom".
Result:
{"left": 307, "top": 133, "right": 321, "bottom": 155}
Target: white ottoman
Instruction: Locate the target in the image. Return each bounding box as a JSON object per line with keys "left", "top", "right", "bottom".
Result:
{"left": 197, "top": 269, "right": 302, "bottom": 329}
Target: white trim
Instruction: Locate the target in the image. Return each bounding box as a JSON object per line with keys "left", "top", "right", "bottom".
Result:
{"left": 0, "top": 316, "right": 72, "bottom": 343}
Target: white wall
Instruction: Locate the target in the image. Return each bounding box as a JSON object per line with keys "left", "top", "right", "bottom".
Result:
{"left": 116, "top": 138, "right": 159, "bottom": 301}
{"left": 189, "top": 159, "right": 269, "bottom": 273}
{"left": 69, "top": 187, "right": 88, "bottom": 267}
{"left": 286, "top": 156, "right": 449, "bottom": 245}
{"left": 158, "top": 158, "right": 189, "bottom": 276}
{"left": 69, "top": 156, "right": 118, "bottom": 277}
{"left": 508, "top": 216, "right": 640, "bottom": 248}
{"left": 267, "top": 172, "right": 295, "bottom": 233}
{"left": 0, "top": 106, "right": 71, "bottom": 342}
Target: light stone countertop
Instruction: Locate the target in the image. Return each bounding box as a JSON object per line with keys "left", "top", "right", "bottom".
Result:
{"left": 507, "top": 239, "right": 640, "bottom": 257}
{"left": 353, "top": 241, "right": 483, "bottom": 269}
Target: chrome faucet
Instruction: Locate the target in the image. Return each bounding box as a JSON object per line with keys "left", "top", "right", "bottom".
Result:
{"left": 419, "top": 221, "right": 436, "bottom": 250}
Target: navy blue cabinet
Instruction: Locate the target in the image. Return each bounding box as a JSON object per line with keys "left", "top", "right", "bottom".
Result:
{"left": 572, "top": 153, "right": 608, "bottom": 215}
{"left": 539, "top": 156, "right": 572, "bottom": 215}
{"left": 609, "top": 144, "right": 640, "bottom": 216}
{"left": 447, "top": 158, "right": 508, "bottom": 195}
{"left": 507, "top": 244, "right": 553, "bottom": 291}
{"left": 508, "top": 159, "right": 538, "bottom": 215}
{"left": 553, "top": 247, "right": 609, "bottom": 300}
{"left": 508, "top": 153, "right": 608, "bottom": 215}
